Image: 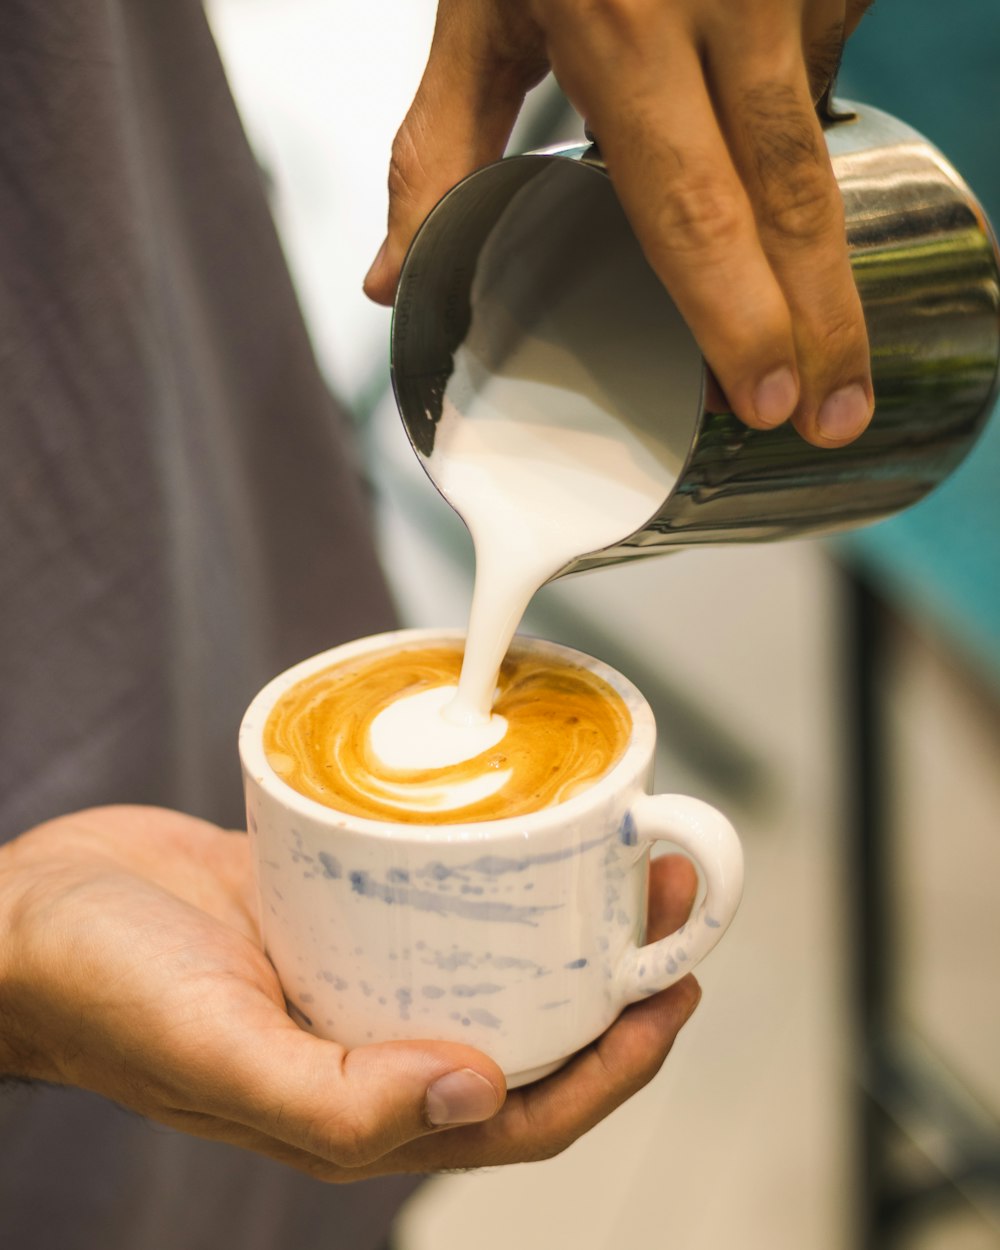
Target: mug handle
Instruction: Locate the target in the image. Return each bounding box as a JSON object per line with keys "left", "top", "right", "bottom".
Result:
{"left": 618, "top": 794, "right": 744, "bottom": 1001}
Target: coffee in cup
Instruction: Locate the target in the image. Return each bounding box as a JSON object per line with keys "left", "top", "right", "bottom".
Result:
{"left": 263, "top": 639, "right": 631, "bottom": 824}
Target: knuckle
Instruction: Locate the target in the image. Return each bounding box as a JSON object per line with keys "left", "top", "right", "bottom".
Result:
{"left": 740, "top": 86, "right": 843, "bottom": 245}
{"left": 516, "top": 1128, "right": 575, "bottom": 1165}
{"left": 796, "top": 308, "right": 871, "bottom": 415}
{"left": 313, "top": 1104, "right": 378, "bottom": 1169}
{"left": 556, "top": 0, "right": 644, "bottom": 28}
{"left": 764, "top": 162, "right": 842, "bottom": 244}
{"left": 798, "top": 277, "right": 867, "bottom": 356}
{"left": 653, "top": 175, "right": 746, "bottom": 259}
{"left": 493, "top": 1095, "right": 576, "bottom": 1165}
{"left": 541, "top": 1127, "right": 578, "bottom": 1161}
{"left": 542, "top": 0, "right": 660, "bottom": 53}
{"left": 816, "top": 309, "right": 870, "bottom": 370}
{"left": 387, "top": 129, "right": 421, "bottom": 205}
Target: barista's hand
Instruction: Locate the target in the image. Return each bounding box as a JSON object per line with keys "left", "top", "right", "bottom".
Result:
{"left": 365, "top": 0, "right": 875, "bottom": 448}
{"left": 0, "top": 806, "right": 700, "bottom": 1180}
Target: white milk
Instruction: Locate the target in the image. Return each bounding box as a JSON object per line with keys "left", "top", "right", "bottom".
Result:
{"left": 434, "top": 368, "right": 675, "bottom": 724}
{"left": 371, "top": 166, "right": 701, "bottom": 773}
{"left": 369, "top": 685, "right": 507, "bottom": 768}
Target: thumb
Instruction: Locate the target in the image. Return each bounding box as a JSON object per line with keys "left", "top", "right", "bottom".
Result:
{"left": 364, "top": 3, "right": 547, "bottom": 304}
{"left": 225, "top": 1025, "right": 506, "bottom": 1168}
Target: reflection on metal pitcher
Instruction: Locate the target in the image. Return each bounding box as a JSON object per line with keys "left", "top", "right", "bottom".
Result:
{"left": 391, "top": 101, "right": 1000, "bottom": 573}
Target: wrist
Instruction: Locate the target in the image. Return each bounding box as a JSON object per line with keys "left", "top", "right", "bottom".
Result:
{"left": 0, "top": 831, "right": 60, "bottom": 1081}
{"left": 0, "top": 830, "right": 36, "bottom": 1075}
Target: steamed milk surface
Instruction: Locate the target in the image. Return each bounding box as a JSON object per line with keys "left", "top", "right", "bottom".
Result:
{"left": 370, "top": 686, "right": 507, "bottom": 770}
{"left": 264, "top": 643, "right": 630, "bottom": 823}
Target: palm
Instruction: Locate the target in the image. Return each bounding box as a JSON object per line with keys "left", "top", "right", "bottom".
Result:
{"left": 2, "top": 804, "right": 699, "bottom": 1180}
{"left": 8, "top": 809, "right": 313, "bottom": 1107}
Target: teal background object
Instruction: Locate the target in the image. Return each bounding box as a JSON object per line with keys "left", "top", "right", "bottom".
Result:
{"left": 837, "top": 0, "right": 1000, "bottom": 682}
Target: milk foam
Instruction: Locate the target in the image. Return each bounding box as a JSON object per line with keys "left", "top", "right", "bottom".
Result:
{"left": 361, "top": 765, "right": 512, "bottom": 813}
{"left": 369, "top": 685, "right": 507, "bottom": 770}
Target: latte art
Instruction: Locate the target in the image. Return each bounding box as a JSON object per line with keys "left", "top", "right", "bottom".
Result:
{"left": 263, "top": 642, "right": 631, "bottom": 824}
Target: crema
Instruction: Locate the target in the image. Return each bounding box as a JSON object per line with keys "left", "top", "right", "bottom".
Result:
{"left": 263, "top": 642, "right": 630, "bottom": 824}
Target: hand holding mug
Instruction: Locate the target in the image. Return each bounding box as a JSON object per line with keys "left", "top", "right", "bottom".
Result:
{"left": 0, "top": 805, "right": 702, "bottom": 1179}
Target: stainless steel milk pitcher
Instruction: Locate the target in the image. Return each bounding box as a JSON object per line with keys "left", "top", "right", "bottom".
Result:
{"left": 390, "top": 101, "right": 1000, "bottom": 574}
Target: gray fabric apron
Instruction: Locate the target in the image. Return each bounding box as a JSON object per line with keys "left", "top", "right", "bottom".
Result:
{"left": 0, "top": 1, "right": 420, "bottom": 1244}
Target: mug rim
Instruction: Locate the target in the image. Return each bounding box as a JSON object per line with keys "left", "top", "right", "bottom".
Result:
{"left": 239, "top": 627, "right": 655, "bottom": 842}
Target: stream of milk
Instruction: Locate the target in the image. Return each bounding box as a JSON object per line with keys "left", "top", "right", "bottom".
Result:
{"left": 434, "top": 362, "right": 676, "bottom": 724}
{"left": 372, "top": 167, "right": 701, "bottom": 775}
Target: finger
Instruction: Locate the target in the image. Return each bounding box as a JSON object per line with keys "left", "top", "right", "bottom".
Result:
{"left": 172, "top": 981, "right": 700, "bottom": 1180}
{"left": 190, "top": 1015, "right": 505, "bottom": 1169}
{"left": 706, "top": 18, "right": 873, "bottom": 446}
{"left": 646, "top": 852, "right": 699, "bottom": 941}
{"left": 153, "top": 1105, "right": 362, "bottom": 1183}
{"left": 222, "top": 860, "right": 698, "bottom": 1176}
{"left": 551, "top": 16, "right": 801, "bottom": 431}
{"left": 364, "top": 1, "right": 547, "bottom": 304}
{"left": 802, "top": 0, "right": 847, "bottom": 104}
{"left": 383, "top": 974, "right": 702, "bottom": 1173}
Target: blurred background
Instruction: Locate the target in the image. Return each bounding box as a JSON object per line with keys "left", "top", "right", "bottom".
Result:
{"left": 205, "top": 2, "right": 1000, "bottom": 1246}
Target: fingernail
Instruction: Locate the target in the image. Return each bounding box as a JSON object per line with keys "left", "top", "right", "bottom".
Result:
{"left": 753, "top": 368, "right": 797, "bottom": 427}
{"left": 817, "top": 383, "right": 872, "bottom": 442}
{"left": 363, "top": 237, "right": 388, "bottom": 290}
{"left": 425, "top": 1069, "right": 500, "bottom": 1127}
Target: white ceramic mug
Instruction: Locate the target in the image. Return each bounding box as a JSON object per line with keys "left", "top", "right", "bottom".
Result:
{"left": 239, "top": 628, "right": 744, "bottom": 1088}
